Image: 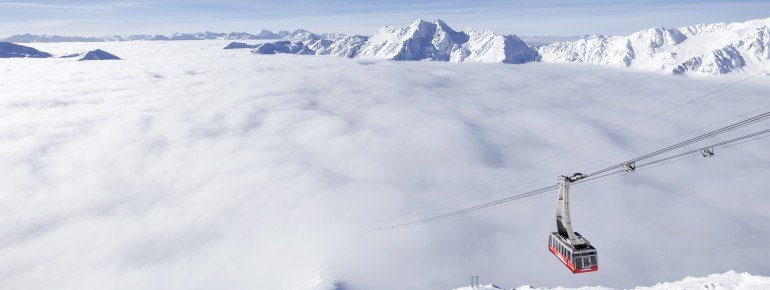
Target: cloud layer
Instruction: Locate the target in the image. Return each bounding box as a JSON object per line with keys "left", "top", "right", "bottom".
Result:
{"left": 0, "top": 40, "right": 769, "bottom": 290}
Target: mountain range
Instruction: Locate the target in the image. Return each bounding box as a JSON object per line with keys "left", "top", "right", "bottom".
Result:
{"left": 538, "top": 17, "right": 770, "bottom": 75}
{"left": 245, "top": 19, "right": 540, "bottom": 64}
{"left": 1, "top": 30, "right": 296, "bottom": 43}
{"left": 4, "top": 17, "right": 769, "bottom": 75}
{"left": 242, "top": 17, "right": 770, "bottom": 75}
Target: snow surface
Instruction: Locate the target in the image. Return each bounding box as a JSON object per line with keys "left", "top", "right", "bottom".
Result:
{"left": 1, "top": 40, "right": 769, "bottom": 290}
{"left": 453, "top": 271, "right": 770, "bottom": 290}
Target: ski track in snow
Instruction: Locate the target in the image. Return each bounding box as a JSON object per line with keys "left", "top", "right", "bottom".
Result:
{"left": 0, "top": 40, "right": 769, "bottom": 290}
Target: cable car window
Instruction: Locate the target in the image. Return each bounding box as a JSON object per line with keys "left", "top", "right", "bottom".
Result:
{"left": 590, "top": 256, "right": 597, "bottom": 265}
{"left": 575, "top": 257, "right": 582, "bottom": 268}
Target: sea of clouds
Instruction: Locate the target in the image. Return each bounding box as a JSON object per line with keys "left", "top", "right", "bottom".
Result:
{"left": 0, "top": 40, "right": 769, "bottom": 290}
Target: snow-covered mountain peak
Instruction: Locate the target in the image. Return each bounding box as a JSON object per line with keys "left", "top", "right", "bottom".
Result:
{"left": 350, "top": 19, "right": 535, "bottom": 62}
{"left": 281, "top": 29, "right": 334, "bottom": 52}
{"left": 433, "top": 19, "right": 455, "bottom": 31}
{"left": 285, "top": 29, "right": 321, "bottom": 41}
{"left": 408, "top": 18, "right": 430, "bottom": 27}
{"left": 292, "top": 28, "right": 311, "bottom": 34}
{"left": 628, "top": 27, "right": 687, "bottom": 49}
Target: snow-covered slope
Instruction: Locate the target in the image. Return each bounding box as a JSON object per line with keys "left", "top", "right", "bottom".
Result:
{"left": 453, "top": 271, "right": 770, "bottom": 290}
{"left": 450, "top": 29, "right": 540, "bottom": 63}
{"left": 538, "top": 18, "right": 770, "bottom": 75}
{"left": 319, "top": 35, "right": 369, "bottom": 57}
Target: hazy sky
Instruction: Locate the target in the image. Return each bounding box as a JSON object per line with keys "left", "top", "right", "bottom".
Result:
{"left": 1, "top": 0, "right": 769, "bottom": 37}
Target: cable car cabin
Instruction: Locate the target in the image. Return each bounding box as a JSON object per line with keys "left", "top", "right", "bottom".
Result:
{"left": 548, "top": 232, "right": 598, "bottom": 274}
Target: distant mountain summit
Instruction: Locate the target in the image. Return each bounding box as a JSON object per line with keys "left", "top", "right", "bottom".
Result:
{"left": 256, "top": 29, "right": 290, "bottom": 39}
{"left": 3, "top": 33, "right": 104, "bottom": 43}
{"left": 283, "top": 29, "right": 334, "bottom": 52}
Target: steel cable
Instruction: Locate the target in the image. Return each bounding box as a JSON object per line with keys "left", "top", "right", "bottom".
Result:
{"left": 378, "top": 126, "right": 770, "bottom": 230}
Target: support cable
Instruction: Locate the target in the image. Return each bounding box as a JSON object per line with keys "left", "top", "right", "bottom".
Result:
{"left": 378, "top": 127, "right": 770, "bottom": 230}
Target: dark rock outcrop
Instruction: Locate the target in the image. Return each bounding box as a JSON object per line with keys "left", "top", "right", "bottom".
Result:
{"left": 78, "top": 49, "right": 121, "bottom": 61}
{"left": 224, "top": 42, "right": 260, "bottom": 49}
{"left": 0, "top": 42, "right": 52, "bottom": 58}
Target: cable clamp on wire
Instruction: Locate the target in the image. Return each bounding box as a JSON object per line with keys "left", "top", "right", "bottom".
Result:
{"left": 700, "top": 147, "right": 715, "bottom": 158}
{"left": 622, "top": 161, "right": 636, "bottom": 172}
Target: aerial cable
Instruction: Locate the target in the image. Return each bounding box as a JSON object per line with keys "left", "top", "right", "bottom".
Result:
{"left": 554, "top": 105, "right": 770, "bottom": 177}
{"left": 512, "top": 72, "right": 766, "bottom": 172}
{"left": 639, "top": 128, "right": 770, "bottom": 168}
{"left": 428, "top": 105, "right": 770, "bottom": 213}
{"left": 575, "top": 131, "right": 770, "bottom": 189}
{"left": 585, "top": 111, "right": 770, "bottom": 177}
{"left": 418, "top": 74, "right": 766, "bottom": 211}
{"left": 431, "top": 110, "right": 770, "bottom": 218}
{"left": 378, "top": 185, "right": 558, "bottom": 230}
{"left": 378, "top": 127, "right": 770, "bottom": 230}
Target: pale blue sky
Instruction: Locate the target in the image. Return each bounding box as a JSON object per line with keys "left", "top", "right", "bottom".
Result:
{"left": 1, "top": 0, "right": 769, "bottom": 37}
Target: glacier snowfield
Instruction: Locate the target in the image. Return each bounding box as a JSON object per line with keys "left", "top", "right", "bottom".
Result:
{"left": 1, "top": 40, "right": 769, "bottom": 290}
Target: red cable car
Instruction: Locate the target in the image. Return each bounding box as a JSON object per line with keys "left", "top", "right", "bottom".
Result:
{"left": 548, "top": 173, "right": 598, "bottom": 274}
